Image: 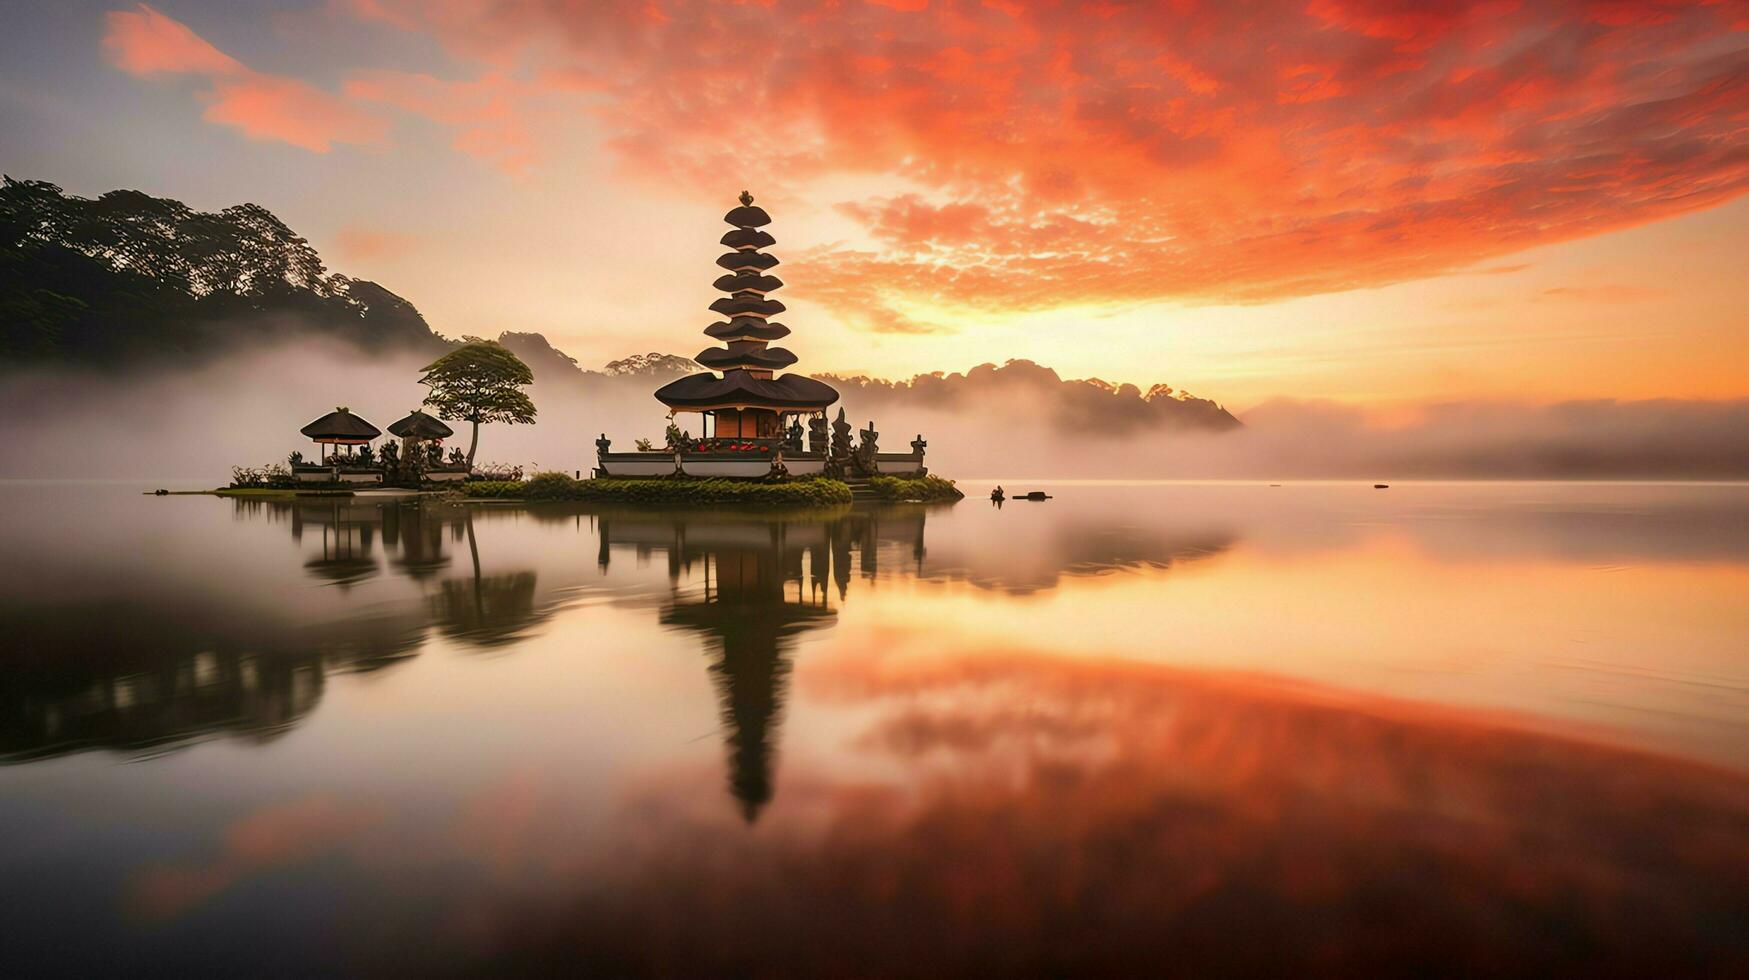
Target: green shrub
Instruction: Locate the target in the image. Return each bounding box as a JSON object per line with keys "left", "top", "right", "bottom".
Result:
{"left": 461, "top": 480, "right": 526, "bottom": 498}
{"left": 522, "top": 470, "right": 579, "bottom": 500}
{"left": 867, "top": 475, "right": 965, "bottom": 501}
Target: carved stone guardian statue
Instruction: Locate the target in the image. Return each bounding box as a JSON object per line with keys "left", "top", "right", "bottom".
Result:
{"left": 854, "top": 419, "right": 880, "bottom": 475}
{"left": 808, "top": 413, "right": 828, "bottom": 455}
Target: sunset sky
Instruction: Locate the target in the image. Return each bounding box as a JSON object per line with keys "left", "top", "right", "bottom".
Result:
{"left": 1, "top": 0, "right": 1744, "bottom": 408}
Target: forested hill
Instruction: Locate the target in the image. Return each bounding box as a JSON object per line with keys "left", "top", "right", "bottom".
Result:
{"left": 1, "top": 176, "right": 444, "bottom": 364}
{"left": 1, "top": 177, "right": 1238, "bottom": 433}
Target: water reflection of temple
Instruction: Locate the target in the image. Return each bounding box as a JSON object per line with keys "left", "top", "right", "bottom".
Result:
{"left": 598, "top": 507, "right": 927, "bottom": 820}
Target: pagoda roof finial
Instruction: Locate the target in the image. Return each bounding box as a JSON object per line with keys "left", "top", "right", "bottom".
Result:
{"left": 739, "top": 190, "right": 754, "bottom": 206}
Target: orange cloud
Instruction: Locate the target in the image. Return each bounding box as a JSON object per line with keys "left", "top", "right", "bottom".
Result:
{"left": 349, "top": 0, "right": 1749, "bottom": 328}
{"left": 333, "top": 226, "right": 416, "bottom": 261}
{"left": 104, "top": 4, "right": 385, "bottom": 153}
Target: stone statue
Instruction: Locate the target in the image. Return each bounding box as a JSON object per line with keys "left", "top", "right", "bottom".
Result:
{"left": 831, "top": 408, "right": 853, "bottom": 460}
{"left": 808, "top": 413, "right": 828, "bottom": 455}
{"left": 595, "top": 433, "right": 612, "bottom": 458}
{"left": 910, "top": 434, "right": 927, "bottom": 475}
{"left": 826, "top": 408, "right": 854, "bottom": 478}
{"left": 853, "top": 419, "right": 880, "bottom": 475}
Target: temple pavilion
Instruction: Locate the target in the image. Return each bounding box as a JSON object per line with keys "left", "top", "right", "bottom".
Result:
{"left": 597, "top": 192, "right": 928, "bottom": 480}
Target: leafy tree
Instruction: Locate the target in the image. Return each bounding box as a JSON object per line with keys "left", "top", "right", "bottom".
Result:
{"left": 0, "top": 175, "right": 443, "bottom": 363}
{"left": 418, "top": 340, "right": 537, "bottom": 465}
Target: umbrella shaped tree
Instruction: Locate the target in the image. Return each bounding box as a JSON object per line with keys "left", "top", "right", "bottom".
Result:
{"left": 418, "top": 340, "right": 536, "bottom": 466}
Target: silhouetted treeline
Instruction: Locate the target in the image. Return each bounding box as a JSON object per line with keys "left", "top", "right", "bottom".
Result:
{"left": 494, "top": 332, "right": 697, "bottom": 384}
{"left": 0, "top": 176, "right": 444, "bottom": 364}
{"left": 820, "top": 359, "right": 1241, "bottom": 433}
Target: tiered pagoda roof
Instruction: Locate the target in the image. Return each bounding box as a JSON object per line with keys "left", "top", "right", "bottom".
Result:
{"left": 654, "top": 192, "right": 840, "bottom": 413}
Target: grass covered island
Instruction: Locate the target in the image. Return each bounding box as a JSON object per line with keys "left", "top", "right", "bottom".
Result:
{"left": 462, "top": 473, "right": 964, "bottom": 506}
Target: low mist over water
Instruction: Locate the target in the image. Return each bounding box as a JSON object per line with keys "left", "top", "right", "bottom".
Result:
{"left": 3, "top": 338, "right": 1747, "bottom": 482}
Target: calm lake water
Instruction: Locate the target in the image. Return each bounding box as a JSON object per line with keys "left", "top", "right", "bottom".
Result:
{"left": 2, "top": 480, "right": 1746, "bottom": 977}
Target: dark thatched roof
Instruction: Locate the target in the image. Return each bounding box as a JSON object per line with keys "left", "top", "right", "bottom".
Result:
{"left": 721, "top": 228, "right": 775, "bottom": 249}
{"left": 716, "top": 250, "right": 780, "bottom": 272}
{"left": 696, "top": 344, "right": 799, "bottom": 372}
{"left": 705, "top": 318, "right": 792, "bottom": 342}
{"left": 387, "top": 410, "right": 454, "bottom": 440}
{"left": 713, "top": 272, "right": 784, "bottom": 294}
{"left": 709, "top": 296, "right": 785, "bottom": 318}
{"left": 724, "top": 204, "right": 772, "bottom": 228}
{"left": 301, "top": 408, "right": 380, "bottom": 441}
{"left": 655, "top": 371, "right": 839, "bottom": 412}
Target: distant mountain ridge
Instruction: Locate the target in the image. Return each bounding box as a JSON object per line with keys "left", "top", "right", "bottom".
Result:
{"left": 1, "top": 176, "right": 1237, "bottom": 432}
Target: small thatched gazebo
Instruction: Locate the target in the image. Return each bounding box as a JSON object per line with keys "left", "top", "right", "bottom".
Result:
{"left": 387, "top": 409, "right": 454, "bottom": 442}
{"left": 301, "top": 407, "right": 381, "bottom": 463}
{"left": 387, "top": 409, "right": 470, "bottom": 480}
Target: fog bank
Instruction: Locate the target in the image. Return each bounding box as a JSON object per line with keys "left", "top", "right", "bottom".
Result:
{"left": 2, "top": 341, "right": 1745, "bottom": 482}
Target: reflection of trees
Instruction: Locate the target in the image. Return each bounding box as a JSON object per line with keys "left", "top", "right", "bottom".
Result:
{"left": 0, "top": 500, "right": 544, "bottom": 762}
{"left": 277, "top": 499, "right": 550, "bottom": 648}
{"left": 0, "top": 599, "right": 431, "bottom": 762}
{"left": 0, "top": 645, "right": 323, "bottom": 763}
{"left": 429, "top": 514, "right": 545, "bottom": 648}
{"left": 599, "top": 506, "right": 925, "bottom": 820}
{"left": 924, "top": 516, "right": 1235, "bottom": 594}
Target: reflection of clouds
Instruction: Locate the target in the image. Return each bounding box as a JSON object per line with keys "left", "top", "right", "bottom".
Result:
{"left": 129, "top": 796, "right": 382, "bottom": 922}
{"left": 473, "top": 649, "right": 1749, "bottom": 977}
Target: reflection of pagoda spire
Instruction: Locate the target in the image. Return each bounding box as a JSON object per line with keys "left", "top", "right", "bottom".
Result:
{"left": 598, "top": 509, "right": 932, "bottom": 820}
{"left": 710, "top": 623, "right": 792, "bottom": 822}
{"left": 667, "top": 545, "right": 832, "bottom": 822}
{"left": 644, "top": 523, "right": 837, "bottom": 822}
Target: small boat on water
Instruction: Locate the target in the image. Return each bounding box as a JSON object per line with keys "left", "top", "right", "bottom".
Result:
{"left": 1374, "top": 484, "right": 1390, "bottom": 489}
{"left": 1018, "top": 491, "right": 1052, "bottom": 501}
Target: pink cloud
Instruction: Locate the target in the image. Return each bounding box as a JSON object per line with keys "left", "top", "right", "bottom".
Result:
{"left": 204, "top": 74, "right": 386, "bottom": 153}
{"left": 345, "top": 70, "right": 538, "bottom": 172}
{"left": 104, "top": 4, "right": 385, "bottom": 153}
{"left": 103, "top": 3, "right": 240, "bottom": 75}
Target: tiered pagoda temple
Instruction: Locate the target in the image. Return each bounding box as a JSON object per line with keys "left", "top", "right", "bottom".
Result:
{"left": 654, "top": 191, "right": 840, "bottom": 438}
{"left": 597, "top": 192, "right": 930, "bottom": 480}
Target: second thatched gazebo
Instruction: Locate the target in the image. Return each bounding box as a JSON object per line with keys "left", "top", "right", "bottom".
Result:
{"left": 388, "top": 409, "right": 470, "bottom": 481}
{"left": 387, "top": 409, "right": 453, "bottom": 442}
